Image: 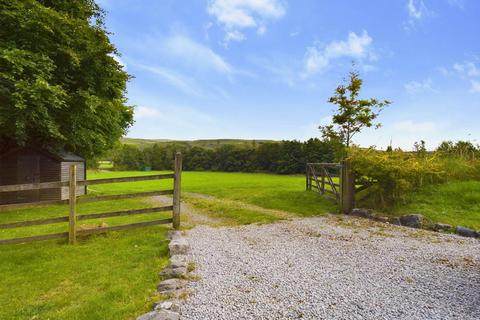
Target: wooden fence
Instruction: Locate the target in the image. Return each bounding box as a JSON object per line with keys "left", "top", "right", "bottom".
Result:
{"left": 0, "top": 152, "right": 183, "bottom": 245}
{"left": 306, "top": 160, "right": 356, "bottom": 214}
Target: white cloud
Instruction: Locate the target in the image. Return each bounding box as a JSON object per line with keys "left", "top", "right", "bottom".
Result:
{"left": 131, "top": 104, "right": 217, "bottom": 138}
{"left": 224, "top": 30, "right": 247, "bottom": 43}
{"left": 164, "top": 34, "right": 232, "bottom": 74}
{"left": 404, "top": 78, "right": 433, "bottom": 94}
{"left": 207, "top": 0, "right": 286, "bottom": 44}
{"left": 470, "top": 80, "right": 480, "bottom": 93}
{"left": 325, "top": 31, "right": 373, "bottom": 58}
{"left": 452, "top": 60, "right": 480, "bottom": 93}
{"left": 393, "top": 120, "right": 436, "bottom": 133}
{"left": 453, "top": 62, "right": 480, "bottom": 77}
{"left": 404, "top": 0, "right": 429, "bottom": 30}
{"left": 302, "top": 30, "right": 374, "bottom": 77}
{"left": 437, "top": 66, "right": 450, "bottom": 76}
{"left": 136, "top": 64, "right": 203, "bottom": 96}
{"left": 407, "top": 0, "right": 424, "bottom": 19}
{"left": 257, "top": 25, "right": 267, "bottom": 35}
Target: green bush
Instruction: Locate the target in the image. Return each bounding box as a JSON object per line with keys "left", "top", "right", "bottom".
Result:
{"left": 349, "top": 146, "right": 480, "bottom": 208}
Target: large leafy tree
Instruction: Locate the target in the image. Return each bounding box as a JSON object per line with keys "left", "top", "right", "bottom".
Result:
{"left": 320, "top": 69, "right": 391, "bottom": 149}
{"left": 0, "top": 0, "right": 134, "bottom": 158}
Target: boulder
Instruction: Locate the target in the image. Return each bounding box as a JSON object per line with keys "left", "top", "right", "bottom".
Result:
{"left": 455, "top": 226, "right": 477, "bottom": 238}
{"left": 170, "top": 254, "right": 188, "bottom": 269}
{"left": 159, "top": 267, "right": 187, "bottom": 279}
{"left": 399, "top": 214, "right": 425, "bottom": 228}
{"left": 389, "top": 217, "right": 401, "bottom": 226}
{"left": 168, "top": 230, "right": 183, "bottom": 240}
{"left": 169, "top": 238, "right": 190, "bottom": 255}
{"left": 154, "top": 300, "right": 182, "bottom": 313}
{"left": 136, "top": 310, "right": 179, "bottom": 320}
{"left": 433, "top": 223, "right": 452, "bottom": 232}
{"left": 157, "top": 278, "right": 187, "bottom": 293}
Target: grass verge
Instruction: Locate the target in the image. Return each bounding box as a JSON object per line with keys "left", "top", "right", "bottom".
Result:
{"left": 391, "top": 180, "right": 480, "bottom": 230}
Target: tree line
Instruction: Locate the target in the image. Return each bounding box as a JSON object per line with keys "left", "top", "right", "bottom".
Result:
{"left": 111, "top": 139, "right": 340, "bottom": 174}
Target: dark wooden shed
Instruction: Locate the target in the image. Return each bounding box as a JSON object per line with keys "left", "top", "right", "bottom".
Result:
{"left": 0, "top": 147, "right": 86, "bottom": 205}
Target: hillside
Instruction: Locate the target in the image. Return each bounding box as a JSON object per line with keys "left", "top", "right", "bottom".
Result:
{"left": 121, "top": 138, "right": 277, "bottom": 149}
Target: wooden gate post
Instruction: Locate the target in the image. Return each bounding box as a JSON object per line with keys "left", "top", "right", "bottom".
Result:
{"left": 340, "top": 160, "right": 355, "bottom": 214}
{"left": 305, "top": 165, "right": 310, "bottom": 191}
{"left": 172, "top": 152, "right": 182, "bottom": 230}
{"left": 69, "top": 165, "right": 77, "bottom": 244}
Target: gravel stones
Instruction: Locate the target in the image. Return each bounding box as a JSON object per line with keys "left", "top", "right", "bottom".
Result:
{"left": 181, "top": 216, "right": 480, "bottom": 320}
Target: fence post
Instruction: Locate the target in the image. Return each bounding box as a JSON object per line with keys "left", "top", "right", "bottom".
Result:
{"left": 69, "top": 165, "right": 77, "bottom": 244}
{"left": 305, "top": 165, "right": 309, "bottom": 191}
{"left": 340, "top": 160, "right": 355, "bottom": 214}
{"left": 172, "top": 152, "right": 182, "bottom": 230}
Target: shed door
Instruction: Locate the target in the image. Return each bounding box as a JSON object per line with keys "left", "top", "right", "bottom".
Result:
{"left": 16, "top": 155, "right": 40, "bottom": 202}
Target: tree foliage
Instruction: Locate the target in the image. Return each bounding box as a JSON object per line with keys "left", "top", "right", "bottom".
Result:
{"left": 0, "top": 0, "right": 134, "bottom": 158}
{"left": 112, "top": 139, "right": 338, "bottom": 174}
{"left": 320, "top": 69, "right": 390, "bottom": 148}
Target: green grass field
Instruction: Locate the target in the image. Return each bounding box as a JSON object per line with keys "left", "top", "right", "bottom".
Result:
{"left": 0, "top": 170, "right": 335, "bottom": 320}
{"left": 86, "top": 170, "right": 336, "bottom": 218}
{"left": 392, "top": 180, "right": 480, "bottom": 230}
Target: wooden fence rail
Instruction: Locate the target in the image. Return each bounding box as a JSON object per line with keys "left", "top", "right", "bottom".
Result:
{"left": 0, "top": 152, "right": 182, "bottom": 245}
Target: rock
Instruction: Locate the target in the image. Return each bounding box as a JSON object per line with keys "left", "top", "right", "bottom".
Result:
{"left": 137, "top": 311, "right": 159, "bottom": 320}
{"left": 169, "top": 238, "right": 190, "bottom": 255}
{"left": 168, "top": 230, "right": 183, "bottom": 240}
{"left": 170, "top": 254, "right": 188, "bottom": 268}
{"left": 455, "top": 226, "right": 477, "bottom": 238}
{"left": 433, "top": 223, "right": 452, "bottom": 232}
{"left": 399, "top": 214, "right": 425, "bottom": 228}
{"left": 156, "top": 310, "right": 180, "bottom": 320}
{"left": 351, "top": 208, "right": 374, "bottom": 218}
{"left": 154, "top": 300, "right": 182, "bottom": 313}
{"left": 136, "top": 310, "right": 179, "bottom": 320}
{"left": 157, "top": 278, "right": 187, "bottom": 293}
{"left": 390, "top": 217, "right": 401, "bottom": 226}
{"left": 160, "top": 266, "right": 187, "bottom": 279}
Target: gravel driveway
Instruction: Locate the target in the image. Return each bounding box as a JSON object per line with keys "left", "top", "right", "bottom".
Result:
{"left": 180, "top": 216, "right": 480, "bottom": 320}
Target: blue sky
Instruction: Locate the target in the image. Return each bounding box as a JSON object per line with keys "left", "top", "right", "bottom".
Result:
{"left": 98, "top": 0, "right": 479, "bottom": 150}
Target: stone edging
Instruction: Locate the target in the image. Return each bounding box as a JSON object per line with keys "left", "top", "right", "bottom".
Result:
{"left": 350, "top": 208, "right": 480, "bottom": 239}
{"left": 137, "top": 230, "right": 194, "bottom": 320}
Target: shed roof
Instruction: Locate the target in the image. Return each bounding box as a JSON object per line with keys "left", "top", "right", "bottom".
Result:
{"left": 0, "top": 147, "right": 85, "bottom": 162}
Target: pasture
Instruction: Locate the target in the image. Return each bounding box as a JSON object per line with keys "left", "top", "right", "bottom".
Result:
{"left": 0, "top": 170, "right": 335, "bottom": 320}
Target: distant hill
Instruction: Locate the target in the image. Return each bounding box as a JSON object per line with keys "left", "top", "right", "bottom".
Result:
{"left": 121, "top": 138, "right": 277, "bottom": 149}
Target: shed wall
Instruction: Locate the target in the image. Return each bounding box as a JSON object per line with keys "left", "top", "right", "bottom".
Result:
{"left": 61, "top": 162, "right": 86, "bottom": 200}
